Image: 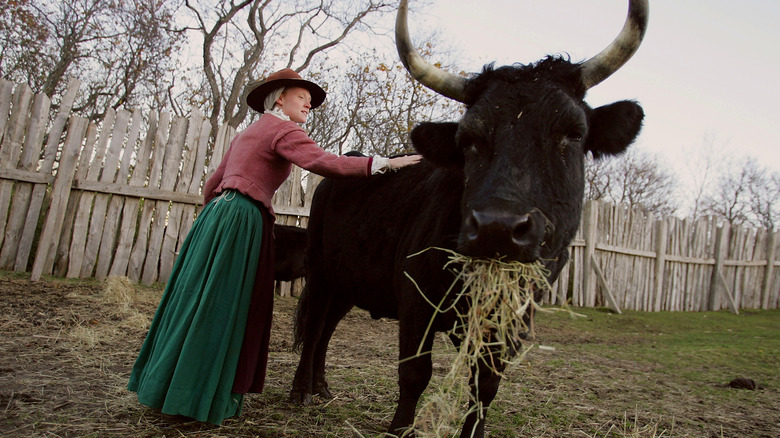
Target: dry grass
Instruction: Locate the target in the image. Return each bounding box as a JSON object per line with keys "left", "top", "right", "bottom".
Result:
{"left": 67, "top": 276, "right": 157, "bottom": 349}
{"left": 405, "top": 248, "right": 557, "bottom": 437}
{"left": 1, "top": 271, "right": 777, "bottom": 437}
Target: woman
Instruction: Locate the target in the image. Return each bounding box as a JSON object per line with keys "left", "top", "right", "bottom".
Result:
{"left": 127, "top": 68, "right": 421, "bottom": 425}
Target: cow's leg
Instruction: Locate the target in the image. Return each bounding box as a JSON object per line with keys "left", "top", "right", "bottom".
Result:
{"left": 289, "top": 328, "right": 323, "bottom": 404}
{"left": 310, "top": 299, "right": 353, "bottom": 399}
{"left": 388, "top": 317, "right": 436, "bottom": 436}
{"left": 289, "top": 282, "right": 330, "bottom": 405}
{"left": 459, "top": 351, "right": 506, "bottom": 438}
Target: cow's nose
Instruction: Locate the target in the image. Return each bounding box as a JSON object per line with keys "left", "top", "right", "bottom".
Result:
{"left": 461, "top": 210, "right": 544, "bottom": 261}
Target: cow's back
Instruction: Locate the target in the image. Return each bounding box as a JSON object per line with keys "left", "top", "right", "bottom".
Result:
{"left": 306, "top": 162, "right": 463, "bottom": 320}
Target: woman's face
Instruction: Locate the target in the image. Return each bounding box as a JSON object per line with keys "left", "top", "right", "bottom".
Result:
{"left": 277, "top": 86, "right": 312, "bottom": 123}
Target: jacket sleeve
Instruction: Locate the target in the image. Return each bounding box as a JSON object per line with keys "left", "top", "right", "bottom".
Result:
{"left": 203, "top": 146, "right": 232, "bottom": 205}
{"left": 274, "top": 128, "right": 372, "bottom": 178}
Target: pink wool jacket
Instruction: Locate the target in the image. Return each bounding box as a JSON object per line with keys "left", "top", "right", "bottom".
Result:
{"left": 203, "top": 114, "right": 372, "bottom": 216}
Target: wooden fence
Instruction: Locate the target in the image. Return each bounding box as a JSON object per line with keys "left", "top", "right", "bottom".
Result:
{"left": 1, "top": 79, "right": 778, "bottom": 311}
{"left": 0, "top": 78, "right": 310, "bottom": 296}
{"left": 551, "top": 201, "right": 779, "bottom": 312}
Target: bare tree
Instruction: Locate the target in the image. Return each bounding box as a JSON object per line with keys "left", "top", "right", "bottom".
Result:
{"left": 680, "top": 132, "right": 732, "bottom": 221}
{"left": 0, "top": 0, "right": 49, "bottom": 88}
{"left": 180, "top": 0, "right": 394, "bottom": 138}
{"left": 706, "top": 157, "right": 780, "bottom": 230}
{"left": 749, "top": 170, "right": 780, "bottom": 230}
{"left": 701, "top": 157, "right": 754, "bottom": 227}
{"left": 82, "top": 0, "right": 183, "bottom": 116}
{"left": 584, "top": 155, "right": 614, "bottom": 202}
{"left": 35, "top": 0, "right": 114, "bottom": 100}
{"left": 1, "top": 0, "right": 181, "bottom": 120}
{"left": 585, "top": 148, "right": 678, "bottom": 215}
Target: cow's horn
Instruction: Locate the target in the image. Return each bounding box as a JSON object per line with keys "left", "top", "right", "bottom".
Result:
{"left": 395, "top": 0, "right": 468, "bottom": 103}
{"left": 580, "top": 0, "right": 649, "bottom": 89}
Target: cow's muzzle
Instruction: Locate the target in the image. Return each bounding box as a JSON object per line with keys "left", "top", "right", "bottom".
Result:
{"left": 460, "top": 209, "right": 547, "bottom": 262}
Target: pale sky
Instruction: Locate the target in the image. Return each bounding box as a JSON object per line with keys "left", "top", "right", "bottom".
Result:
{"left": 415, "top": 0, "right": 780, "bottom": 192}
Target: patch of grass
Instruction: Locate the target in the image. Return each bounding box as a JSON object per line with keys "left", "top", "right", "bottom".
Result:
{"left": 487, "top": 306, "right": 780, "bottom": 436}
{"left": 536, "top": 308, "right": 780, "bottom": 389}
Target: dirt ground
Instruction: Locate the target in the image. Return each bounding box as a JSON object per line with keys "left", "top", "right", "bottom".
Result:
{"left": 0, "top": 273, "right": 778, "bottom": 437}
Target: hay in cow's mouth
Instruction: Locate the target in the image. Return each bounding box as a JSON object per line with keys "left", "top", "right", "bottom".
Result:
{"left": 403, "top": 248, "right": 553, "bottom": 437}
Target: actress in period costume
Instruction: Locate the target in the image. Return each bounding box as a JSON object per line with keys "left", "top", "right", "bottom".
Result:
{"left": 127, "top": 68, "right": 421, "bottom": 424}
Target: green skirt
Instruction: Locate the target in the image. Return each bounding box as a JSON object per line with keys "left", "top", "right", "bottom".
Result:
{"left": 128, "top": 191, "right": 264, "bottom": 425}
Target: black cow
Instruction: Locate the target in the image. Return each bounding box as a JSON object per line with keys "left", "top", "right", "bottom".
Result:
{"left": 273, "top": 224, "right": 308, "bottom": 281}
{"left": 290, "top": 1, "right": 648, "bottom": 436}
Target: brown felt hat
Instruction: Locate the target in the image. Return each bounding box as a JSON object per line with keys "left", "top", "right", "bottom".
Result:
{"left": 246, "top": 68, "right": 327, "bottom": 112}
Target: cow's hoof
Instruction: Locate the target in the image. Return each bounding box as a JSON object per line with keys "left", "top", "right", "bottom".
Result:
{"left": 391, "top": 427, "right": 415, "bottom": 438}
{"left": 314, "top": 386, "right": 333, "bottom": 399}
{"left": 288, "top": 390, "right": 313, "bottom": 405}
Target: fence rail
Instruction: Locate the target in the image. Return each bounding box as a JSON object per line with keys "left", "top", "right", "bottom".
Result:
{"left": 0, "top": 79, "right": 778, "bottom": 310}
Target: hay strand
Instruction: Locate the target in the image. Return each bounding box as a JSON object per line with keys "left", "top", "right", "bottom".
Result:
{"left": 405, "top": 248, "right": 553, "bottom": 436}
{"left": 102, "top": 276, "right": 138, "bottom": 306}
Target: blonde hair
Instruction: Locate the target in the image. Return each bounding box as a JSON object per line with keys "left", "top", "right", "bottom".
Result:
{"left": 263, "top": 87, "right": 285, "bottom": 111}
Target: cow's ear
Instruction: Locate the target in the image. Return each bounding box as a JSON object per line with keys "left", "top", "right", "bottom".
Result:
{"left": 585, "top": 100, "right": 644, "bottom": 159}
{"left": 410, "top": 122, "right": 464, "bottom": 167}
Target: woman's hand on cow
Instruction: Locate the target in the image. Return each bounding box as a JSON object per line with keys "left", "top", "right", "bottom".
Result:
{"left": 388, "top": 154, "right": 422, "bottom": 170}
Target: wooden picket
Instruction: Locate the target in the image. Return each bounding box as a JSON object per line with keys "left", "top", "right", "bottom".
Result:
{"left": 0, "top": 83, "right": 34, "bottom": 251}
{"left": 67, "top": 109, "right": 116, "bottom": 278}
{"left": 0, "top": 91, "right": 50, "bottom": 269}
{"left": 29, "top": 117, "right": 89, "bottom": 280}
{"left": 142, "top": 116, "right": 188, "bottom": 285}
{"left": 17, "top": 78, "right": 80, "bottom": 272}
{"left": 0, "top": 80, "right": 13, "bottom": 148}
{"left": 0, "top": 79, "right": 779, "bottom": 310}
{"left": 109, "top": 111, "right": 157, "bottom": 278}
{"left": 156, "top": 113, "right": 202, "bottom": 282}
{"left": 94, "top": 109, "right": 143, "bottom": 279}
{"left": 127, "top": 112, "right": 171, "bottom": 283}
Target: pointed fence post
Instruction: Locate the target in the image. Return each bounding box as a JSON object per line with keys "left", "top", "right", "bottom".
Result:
{"left": 760, "top": 231, "right": 777, "bottom": 309}
{"left": 14, "top": 77, "right": 80, "bottom": 271}
{"left": 31, "top": 117, "right": 88, "bottom": 280}
{"left": 581, "top": 200, "right": 598, "bottom": 307}
{"left": 0, "top": 84, "right": 34, "bottom": 250}
{"left": 706, "top": 223, "right": 739, "bottom": 315}
{"left": 653, "top": 219, "right": 668, "bottom": 311}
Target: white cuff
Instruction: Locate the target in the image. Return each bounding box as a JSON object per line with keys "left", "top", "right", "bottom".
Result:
{"left": 371, "top": 156, "right": 391, "bottom": 174}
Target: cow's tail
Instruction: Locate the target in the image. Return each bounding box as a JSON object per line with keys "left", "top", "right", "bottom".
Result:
{"left": 292, "top": 284, "right": 310, "bottom": 353}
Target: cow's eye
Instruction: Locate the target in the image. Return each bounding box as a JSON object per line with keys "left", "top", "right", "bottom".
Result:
{"left": 558, "top": 132, "right": 583, "bottom": 160}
